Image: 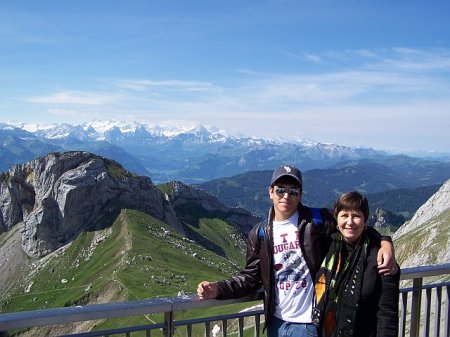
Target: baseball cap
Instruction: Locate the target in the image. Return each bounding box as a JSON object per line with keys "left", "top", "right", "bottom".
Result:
{"left": 271, "top": 165, "right": 303, "bottom": 186}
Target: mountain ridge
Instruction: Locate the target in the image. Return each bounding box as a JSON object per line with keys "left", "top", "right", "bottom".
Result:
{"left": 197, "top": 166, "right": 448, "bottom": 221}
{"left": 2, "top": 121, "right": 449, "bottom": 185}
{"left": 1, "top": 121, "right": 391, "bottom": 183}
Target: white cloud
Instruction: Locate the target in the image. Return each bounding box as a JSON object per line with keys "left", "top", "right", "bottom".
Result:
{"left": 302, "top": 53, "right": 321, "bottom": 63}
{"left": 115, "top": 79, "right": 214, "bottom": 92}
{"left": 23, "top": 48, "right": 450, "bottom": 117}
{"left": 13, "top": 47, "right": 450, "bottom": 152}
{"left": 48, "top": 108, "right": 80, "bottom": 116}
{"left": 26, "top": 91, "right": 122, "bottom": 105}
{"left": 347, "top": 49, "right": 378, "bottom": 58}
{"left": 358, "top": 48, "right": 450, "bottom": 72}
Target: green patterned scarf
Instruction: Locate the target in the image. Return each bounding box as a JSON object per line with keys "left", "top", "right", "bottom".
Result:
{"left": 313, "top": 233, "right": 369, "bottom": 337}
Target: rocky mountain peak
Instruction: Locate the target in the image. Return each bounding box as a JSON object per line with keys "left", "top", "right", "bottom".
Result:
{"left": 163, "top": 180, "right": 260, "bottom": 233}
{"left": 166, "top": 181, "right": 227, "bottom": 210}
{"left": 0, "top": 151, "right": 260, "bottom": 259}
{"left": 0, "top": 151, "right": 183, "bottom": 257}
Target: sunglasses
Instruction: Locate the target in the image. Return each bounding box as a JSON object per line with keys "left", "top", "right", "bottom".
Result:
{"left": 274, "top": 186, "right": 300, "bottom": 197}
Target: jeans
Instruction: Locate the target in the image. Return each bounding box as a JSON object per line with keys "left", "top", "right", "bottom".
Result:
{"left": 267, "top": 316, "right": 318, "bottom": 337}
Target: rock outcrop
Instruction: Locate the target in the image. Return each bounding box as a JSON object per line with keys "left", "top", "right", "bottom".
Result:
{"left": 164, "top": 181, "right": 260, "bottom": 232}
{"left": 393, "top": 178, "right": 450, "bottom": 268}
{"left": 368, "top": 208, "right": 405, "bottom": 231}
{"left": 393, "top": 179, "right": 450, "bottom": 240}
{"left": 0, "top": 151, "right": 183, "bottom": 257}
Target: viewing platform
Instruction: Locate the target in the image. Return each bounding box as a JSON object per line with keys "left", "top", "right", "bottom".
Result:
{"left": 0, "top": 263, "right": 449, "bottom": 337}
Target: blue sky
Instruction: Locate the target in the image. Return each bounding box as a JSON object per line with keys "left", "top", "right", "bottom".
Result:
{"left": 1, "top": 1, "right": 449, "bottom": 153}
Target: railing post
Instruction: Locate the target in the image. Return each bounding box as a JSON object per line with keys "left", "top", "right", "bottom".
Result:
{"left": 222, "top": 319, "right": 228, "bottom": 337}
{"left": 400, "top": 291, "right": 408, "bottom": 337}
{"left": 445, "top": 286, "right": 449, "bottom": 337}
{"left": 423, "top": 287, "right": 431, "bottom": 337}
{"left": 433, "top": 286, "right": 442, "bottom": 337}
{"left": 164, "top": 310, "right": 174, "bottom": 337}
{"left": 410, "top": 277, "right": 423, "bottom": 337}
{"left": 205, "top": 321, "right": 211, "bottom": 337}
{"left": 238, "top": 317, "right": 244, "bottom": 337}
{"left": 254, "top": 314, "right": 261, "bottom": 337}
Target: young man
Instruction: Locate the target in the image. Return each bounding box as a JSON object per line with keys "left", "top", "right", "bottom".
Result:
{"left": 197, "top": 165, "right": 397, "bottom": 337}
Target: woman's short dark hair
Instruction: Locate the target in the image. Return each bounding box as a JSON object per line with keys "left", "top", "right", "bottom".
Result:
{"left": 333, "top": 191, "right": 369, "bottom": 222}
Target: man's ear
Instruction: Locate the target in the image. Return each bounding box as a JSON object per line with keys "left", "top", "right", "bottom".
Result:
{"left": 269, "top": 186, "right": 274, "bottom": 200}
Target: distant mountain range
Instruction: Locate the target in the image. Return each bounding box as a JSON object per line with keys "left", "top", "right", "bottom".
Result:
{"left": 197, "top": 167, "right": 446, "bottom": 221}
{"left": 0, "top": 120, "right": 398, "bottom": 183}
{"left": 1, "top": 120, "right": 448, "bottom": 228}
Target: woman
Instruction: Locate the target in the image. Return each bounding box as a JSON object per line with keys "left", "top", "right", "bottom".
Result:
{"left": 313, "top": 191, "right": 400, "bottom": 337}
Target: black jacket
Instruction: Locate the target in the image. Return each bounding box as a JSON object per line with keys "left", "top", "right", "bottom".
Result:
{"left": 315, "top": 234, "right": 400, "bottom": 337}
{"left": 352, "top": 238, "right": 400, "bottom": 336}
{"left": 215, "top": 203, "right": 385, "bottom": 324}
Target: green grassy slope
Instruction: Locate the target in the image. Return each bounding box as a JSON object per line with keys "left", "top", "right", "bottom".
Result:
{"left": 1, "top": 208, "right": 255, "bottom": 336}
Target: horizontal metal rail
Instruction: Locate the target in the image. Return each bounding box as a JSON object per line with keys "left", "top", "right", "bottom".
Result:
{"left": 399, "top": 263, "right": 450, "bottom": 337}
{"left": 400, "top": 263, "right": 450, "bottom": 280}
{"left": 0, "top": 263, "right": 449, "bottom": 337}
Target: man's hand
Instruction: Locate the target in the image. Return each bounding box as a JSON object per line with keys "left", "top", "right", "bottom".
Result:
{"left": 377, "top": 240, "right": 399, "bottom": 275}
{"left": 197, "top": 281, "right": 219, "bottom": 299}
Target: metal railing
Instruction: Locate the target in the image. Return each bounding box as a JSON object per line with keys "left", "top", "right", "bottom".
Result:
{"left": 398, "top": 264, "right": 450, "bottom": 337}
{"left": 0, "top": 263, "right": 449, "bottom": 337}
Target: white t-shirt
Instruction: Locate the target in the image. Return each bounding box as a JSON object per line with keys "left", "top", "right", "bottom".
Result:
{"left": 272, "top": 211, "right": 314, "bottom": 323}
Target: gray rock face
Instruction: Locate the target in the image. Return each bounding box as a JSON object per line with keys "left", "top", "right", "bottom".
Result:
{"left": 168, "top": 181, "right": 228, "bottom": 211}
{"left": 393, "top": 178, "right": 450, "bottom": 240}
{"left": 166, "top": 181, "right": 260, "bottom": 232}
{"left": 0, "top": 152, "right": 182, "bottom": 257}
{"left": 393, "top": 179, "right": 450, "bottom": 268}
{"left": 368, "top": 208, "right": 405, "bottom": 230}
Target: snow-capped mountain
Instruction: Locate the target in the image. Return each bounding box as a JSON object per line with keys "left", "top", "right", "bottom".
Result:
{"left": 3, "top": 120, "right": 448, "bottom": 185}
{"left": 17, "top": 121, "right": 230, "bottom": 143}
{"left": 12, "top": 120, "right": 372, "bottom": 155}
